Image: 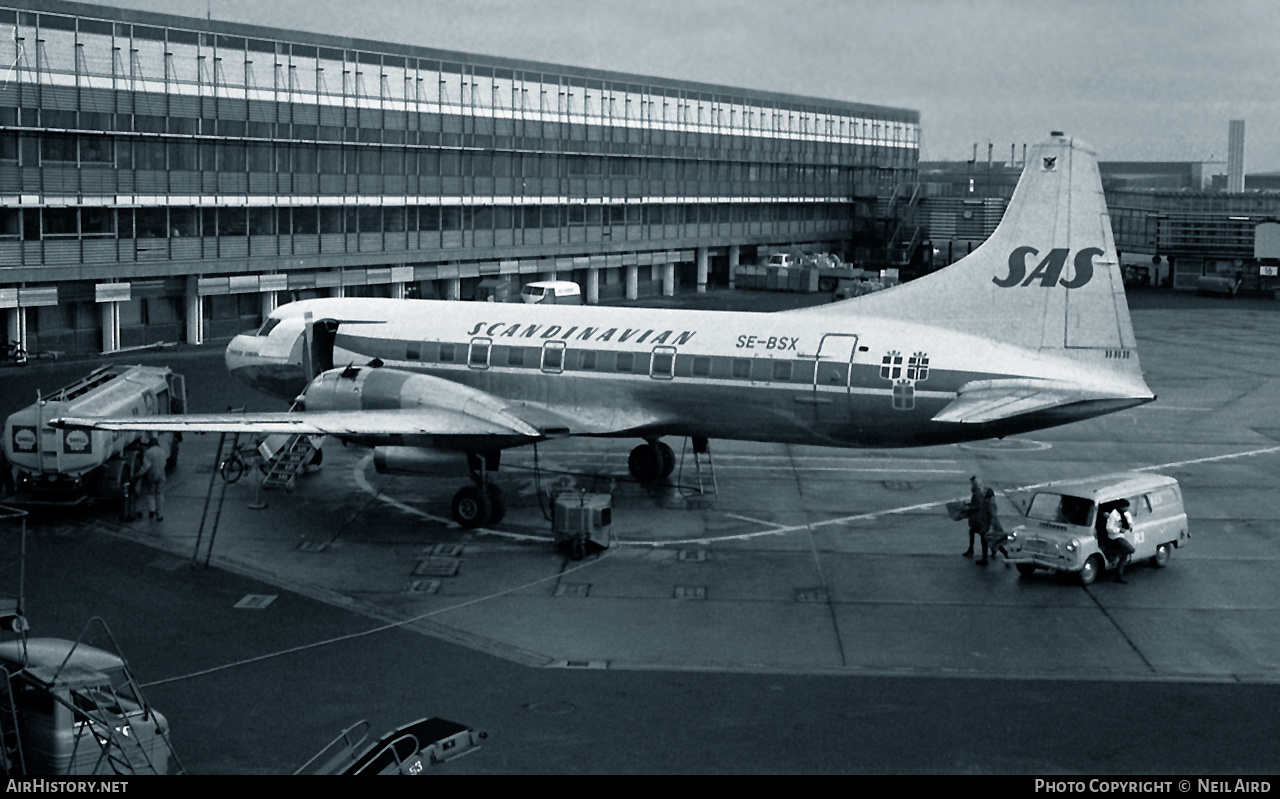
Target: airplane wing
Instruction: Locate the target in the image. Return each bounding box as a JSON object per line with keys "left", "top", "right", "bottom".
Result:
{"left": 931, "top": 379, "right": 1121, "bottom": 424}
{"left": 50, "top": 366, "right": 618, "bottom": 440}
{"left": 50, "top": 408, "right": 546, "bottom": 438}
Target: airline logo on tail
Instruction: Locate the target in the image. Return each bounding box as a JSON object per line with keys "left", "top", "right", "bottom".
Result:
{"left": 993, "top": 247, "right": 1103, "bottom": 289}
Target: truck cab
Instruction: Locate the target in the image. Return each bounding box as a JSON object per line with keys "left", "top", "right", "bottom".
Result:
{"left": 1003, "top": 472, "right": 1189, "bottom": 585}
{"left": 3, "top": 365, "right": 185, "bottom": 508}
{"left": 0, "top": 638, "right": 173, "bottom": 775}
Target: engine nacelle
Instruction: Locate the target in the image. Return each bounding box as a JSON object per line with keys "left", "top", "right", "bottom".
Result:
{"left": 373, "top": 446, "right": 469, "bottom": 477}
{"left": 301, "top": 366, "right": 416, "bottom": 412}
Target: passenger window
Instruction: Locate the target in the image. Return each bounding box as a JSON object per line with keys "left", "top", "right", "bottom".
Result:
{"left": 1135, "top": 495, "right": 1153, "bottom": 516}
{"left": 615, "top": 352, "right": 634, "bottom": 372}
{"left": 692, "top": 356, "right": 712, "bottom": 377}
{"left": 406, "top": 343, "right": 421, "bottom": 361}
{"left": 772, "top": 360, "right": 793, "bottom": 382}
{"left": 579, "top": 350, "right": 596, "bottom": 370}
{"left": 507, "top": 347, "right": 525, "bottom": 367}
{"left": 439, "top": 343, "right": 455, "bottom": 363}
{"left": 731, "top": 358, "right": 751, "bottom": 379}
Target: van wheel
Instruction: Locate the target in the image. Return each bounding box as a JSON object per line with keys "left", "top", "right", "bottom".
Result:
{"left": 1151, "top": 543, "right": 1172, "bottom": 568}
{"left": 1079, "top": 554, "right": 1103, "bottom": 586}
{"left": 1016, "top": 563, "right": 1037, "bottom": 578}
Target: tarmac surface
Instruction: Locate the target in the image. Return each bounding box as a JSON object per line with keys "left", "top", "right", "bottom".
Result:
{"left": 3, "top": 286, "right": 1280, "bottom": 774}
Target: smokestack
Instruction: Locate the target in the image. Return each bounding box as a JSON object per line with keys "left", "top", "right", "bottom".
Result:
{"left": 1228, "top": 120, "right": 1245, "bottom": 192}
{"left": 1011, "top": 143, "right": 1015, "bottom": 168}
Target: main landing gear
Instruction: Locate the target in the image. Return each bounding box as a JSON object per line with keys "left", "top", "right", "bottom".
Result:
{"left": 628, "top": 440, "right": 676, "bottom": 483}
{"left": 451, "top": 451, "right": 506, "bottom": 529}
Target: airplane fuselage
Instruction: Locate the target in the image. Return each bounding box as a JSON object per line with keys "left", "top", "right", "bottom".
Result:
{"left": 226, "top": 296, "right": 1150, "bottom": 451}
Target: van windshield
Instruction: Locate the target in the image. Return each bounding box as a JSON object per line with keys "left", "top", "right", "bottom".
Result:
{"left": 1027, "top": 493, "right": 1095, "bottom": 526}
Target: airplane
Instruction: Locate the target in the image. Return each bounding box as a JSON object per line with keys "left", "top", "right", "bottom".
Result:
{"left": 54, "top": 132, "right": 1155, "bottom": 529}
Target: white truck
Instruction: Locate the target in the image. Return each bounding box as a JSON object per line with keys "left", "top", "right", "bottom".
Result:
{"left": 3, "top": 365, "right": 185, "bottom": 511}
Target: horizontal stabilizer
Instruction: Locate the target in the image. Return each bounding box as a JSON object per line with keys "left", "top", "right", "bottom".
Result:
{"left": 931, "top": 379, "right": 1129, "bottom": 424}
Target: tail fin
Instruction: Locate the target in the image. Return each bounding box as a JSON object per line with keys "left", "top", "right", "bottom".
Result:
{"left": 813, "top": 133, "right": 1137, "bottom": 358}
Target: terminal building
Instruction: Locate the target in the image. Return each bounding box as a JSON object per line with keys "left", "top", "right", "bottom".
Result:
{"left": 921, "top": 136, "right": 1280, "bottom": 294}
{"left": 0, "top": 0, "right": 919, "bottom": 356}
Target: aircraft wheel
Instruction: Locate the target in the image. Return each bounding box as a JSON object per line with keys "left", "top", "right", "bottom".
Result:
{"left": 1078, "top": 554, "right": 1103, "bottom": 586}
{"left": 452, "top": 485, "right": 492, "bottom": 529}
{"left": 1151, "top": 542, "right": 1171, "bottom": 568}
{"left": 818, "top": 276, "right": 837, "bottom": 292}
{"left": 484, "top": 483, "right": 506, "bottom": 526}
{"left": 628, "top": 443, "right": 664, "bottom": 483}
{"left": 657, "top": 442, "right": 676, "bottom": 478}
{"left": 1016, "top": 563, "right": 1037, "bottom": 578}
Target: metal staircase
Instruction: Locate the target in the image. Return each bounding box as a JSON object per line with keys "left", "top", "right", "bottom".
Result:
{"left": 261, "top": 434, "right": 318, "bottom": 491}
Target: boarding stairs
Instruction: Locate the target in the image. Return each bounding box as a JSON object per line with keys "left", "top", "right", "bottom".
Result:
{"left": 261, "top": 434, "right": 318, "bottom": 491}
{"left": 295, "top": 717, "right": 485, "bottom": 775}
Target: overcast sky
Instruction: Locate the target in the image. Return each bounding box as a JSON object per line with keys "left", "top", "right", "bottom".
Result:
{"left": 76, "top": 0, "right": 1280, "bottom": 172}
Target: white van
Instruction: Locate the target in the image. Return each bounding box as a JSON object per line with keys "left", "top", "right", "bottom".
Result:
{"left": 520, "top": 281, "right": 582, "bottom": 305}
{"left": 1003, "top": 472, "right": 1189, "bottom": 585}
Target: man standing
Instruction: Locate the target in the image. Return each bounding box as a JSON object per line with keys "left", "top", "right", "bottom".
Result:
{"left": 141, "top": 434, "right": 167, "bottom": 521}
{"left": 962, "top": 475, "right": 984, "bottom": 557}
{"left": 1104, "top": 500, "right": 1136, "bottom": 583}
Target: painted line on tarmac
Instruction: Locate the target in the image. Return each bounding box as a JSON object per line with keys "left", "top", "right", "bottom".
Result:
{"left": 354, "top": 442, "right": 1280, "bottom": 549}
{"left": 627, "top": 444, "right": 1280, "bottom": 547}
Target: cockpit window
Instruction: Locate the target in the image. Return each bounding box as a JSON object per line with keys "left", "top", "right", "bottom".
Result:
{"left": 257, "top": 317, "right": 282, "bottom": 337}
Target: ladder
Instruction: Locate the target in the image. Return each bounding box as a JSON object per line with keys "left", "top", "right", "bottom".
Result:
{"left": 261, "top": 434, "right": 317, "bottom": 490}
{"left": 0, "top": 665, "right": 25, "bottom": 776}
{"left": 58, "top": 619, "right": 183, "bottom": 775}
{"left": 678, "top": 436, "right": 718, "bottom": 498}
{"left": 192, "top": 415, "right": 244, "bottom": 567}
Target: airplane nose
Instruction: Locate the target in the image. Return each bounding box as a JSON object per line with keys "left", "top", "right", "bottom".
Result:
{"left": 225, "top": 334, "right": 260, "bottom": 386}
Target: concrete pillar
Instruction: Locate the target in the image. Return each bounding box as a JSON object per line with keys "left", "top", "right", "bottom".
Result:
{"left": 260, "top": 290, "right": 277, "bottom": 320}
{"left": 728, "top": 244, "right": 740, "bottom": 290}
{"left": 662, "top": 262, "right": 675, "bottom": 297}
{"left": 696, "top": 246, "right": 709, "bottom": 293}
{"left": 446, "top": 277, "right": 461, "bottom": 301}
{"left": 625, "top": 264, "right": 638, "bottom": 300}
{"left": 6, "top": 306, "right": 25, "bottom": 352}
{"left": 540, "top": 270, "right": 557, "bottom": 283}
{"left": 100, "top": 301, "right": 119, "bottom": 354}
{"left": 586, "top": 267, "right": 600, "bottom": 305}
{"left": 391, "top": 282, "right": 406, "bottom": 299}
{"left": 185, "top": 276, "right": 202, "bottom": 346}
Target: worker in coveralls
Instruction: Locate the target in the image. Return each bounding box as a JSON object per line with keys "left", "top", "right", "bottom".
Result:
{"left": 141, "top": 434, "right": 167, "bottom": 521}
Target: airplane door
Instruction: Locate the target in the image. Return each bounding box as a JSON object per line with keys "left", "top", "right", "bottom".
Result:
{"left": 811, "top": 333, "right": 859, "bottom": 420}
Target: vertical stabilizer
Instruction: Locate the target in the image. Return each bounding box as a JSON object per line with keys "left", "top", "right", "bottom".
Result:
{"left": 808, "top": 133, "right": 1138, "bottom": 358}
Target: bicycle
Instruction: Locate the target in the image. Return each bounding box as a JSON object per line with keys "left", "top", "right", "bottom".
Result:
{"left": 218, "top": 443, "right": 267, "bottom": 483}
{"left": 6, "top": 340, "right": 28, "bottom": 366}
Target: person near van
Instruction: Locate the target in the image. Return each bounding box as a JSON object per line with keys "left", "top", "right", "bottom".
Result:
{"left": 1104, "top": 500, "right": 1136, "bottom": 583}
{"left": 976, "top": 487, "right": 1008, "bottom": 565}
{"left": 141, "top": 434, "right": 168, "bottom": 521}
{"left": 962, "top": 475, "right": 984, "bottom": 557}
